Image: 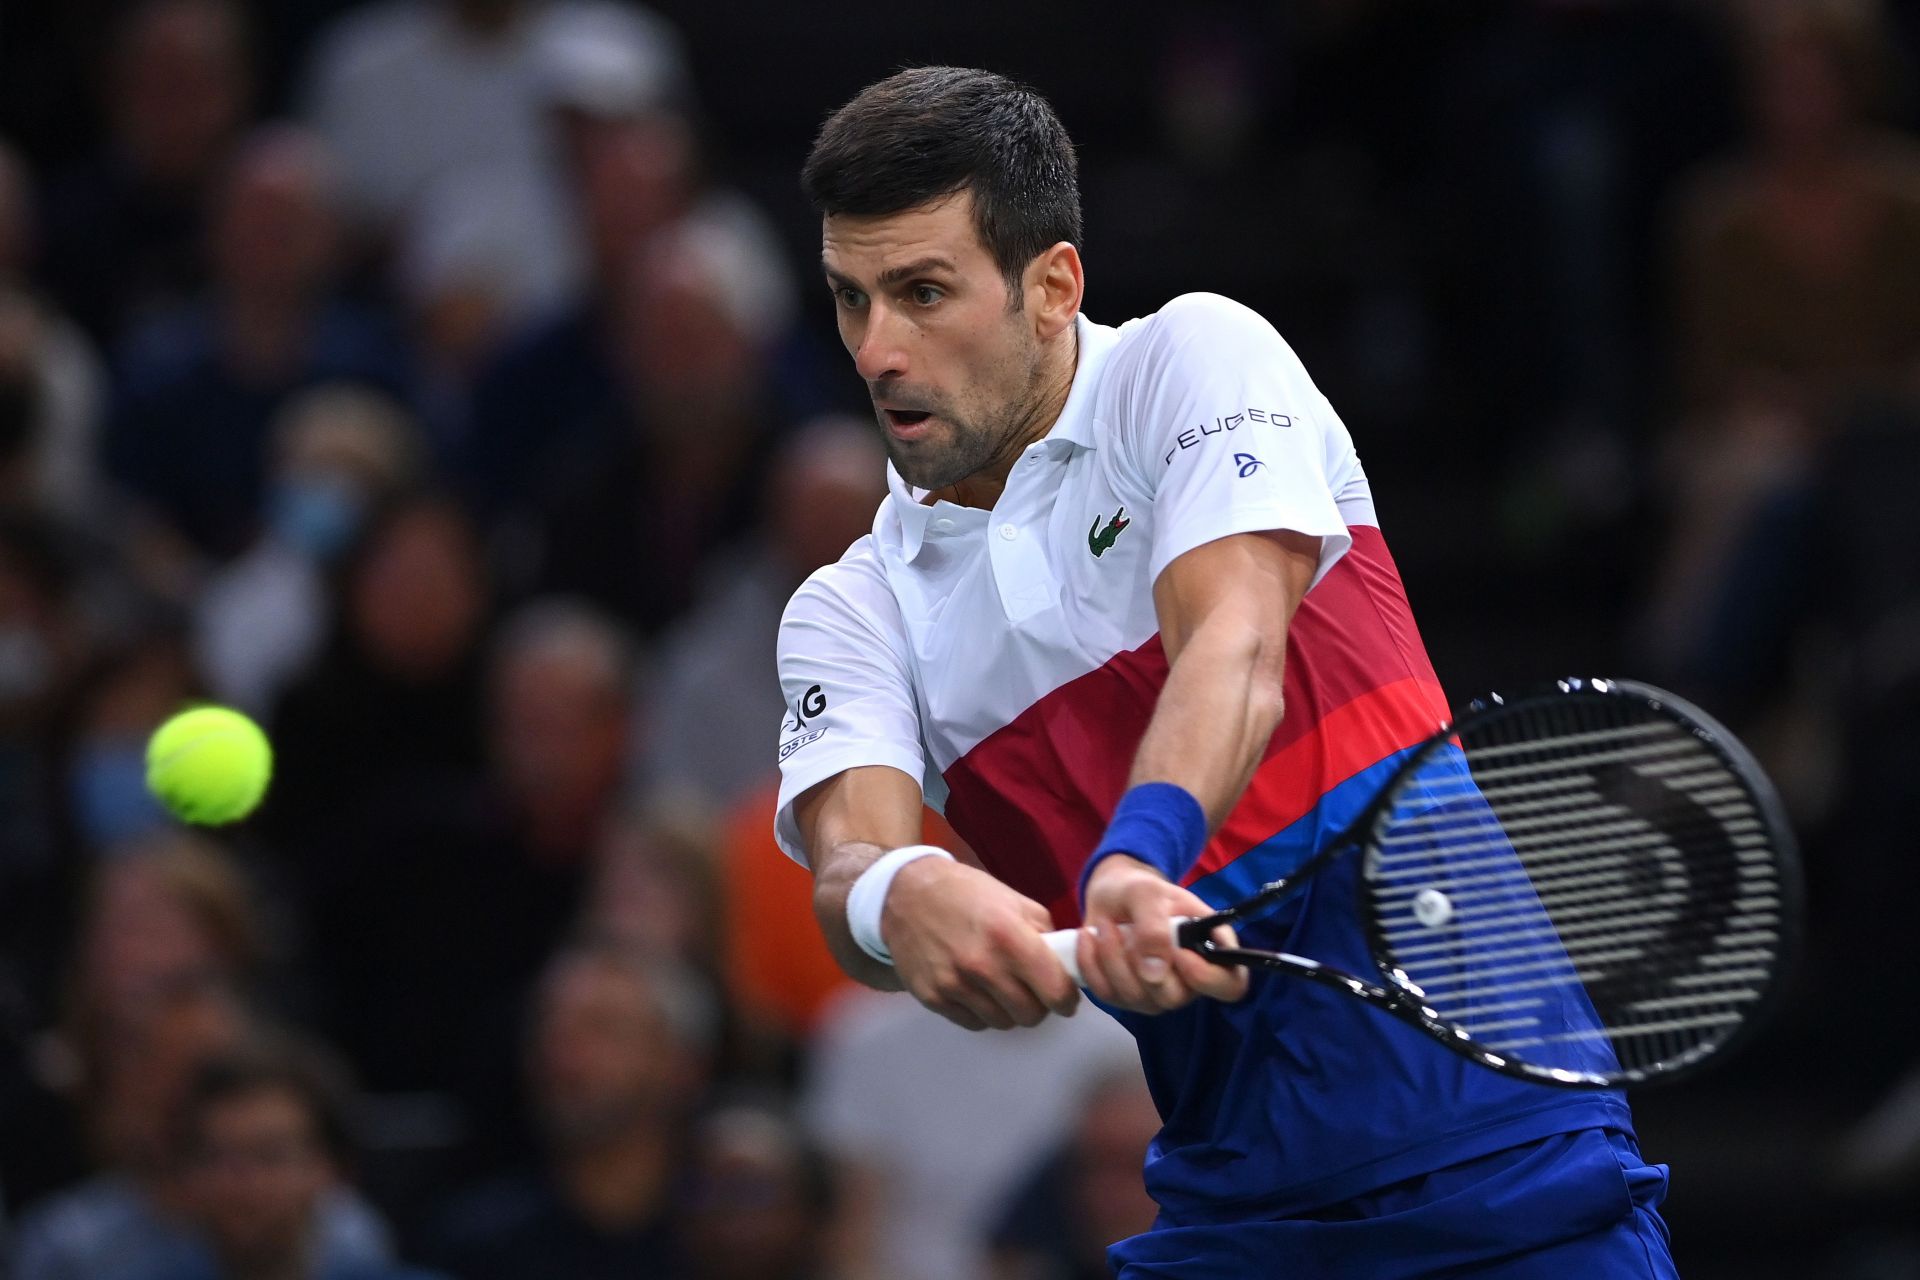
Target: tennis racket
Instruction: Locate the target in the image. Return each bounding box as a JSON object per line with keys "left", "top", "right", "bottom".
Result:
{"left": 1043, "top": 678, "right": 1801, "bottom": 1089}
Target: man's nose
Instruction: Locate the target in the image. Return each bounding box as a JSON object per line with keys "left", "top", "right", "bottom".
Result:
{"left": 853, "top": 302, "right": 908, "bottom": 383}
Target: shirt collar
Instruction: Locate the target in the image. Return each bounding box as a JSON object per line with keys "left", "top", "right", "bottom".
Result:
{"left": 887, "top": 312, "right": 1116, "bottom": 562}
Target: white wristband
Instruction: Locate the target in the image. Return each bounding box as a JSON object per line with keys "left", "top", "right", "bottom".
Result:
{"left": 846, "top": 844, "right": 955, "bottom": 965}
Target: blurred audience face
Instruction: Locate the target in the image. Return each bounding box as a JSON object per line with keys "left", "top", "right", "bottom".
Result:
{"left": 681, "top": 1107, "right": 827, "bottom": 1280}
{"left": 487, "top": 606, "right": 630, "bottom": 838}
{"left": 69, "top": 838, "right": 260, "bottom": 1174}
{"left": 67, "top": 637, "right": 196, "bottom": 851}
{"left": 530, "top": 951, "right": 699, "bottom": 1152}
{"left": 266, "top": 386, "right": 418, "bottom": 563}
{"left": 768, "top": 418, "right": 887, "bottom": 578}
{"left": 566, "top": 113, "right": 695, "bottom": 277}
{"left": 346, "top": 499, "right": 485, "bottom": 681}
{"left": 97, "top": 976, "right": 249, "bottom": 1176}
{"left": 1067, "top": 1077, "right": 1161, "bottom": 1258}
{"left": 186, "top": 1083, "right": 336, "bottom": 1272}
{"left": 85, "top": 850, "right": 236, "bottom": 1015}
{"left": 112, "top": 0, "right": 250, "bottom": 186}
{"left": 211, "top": 130, "right": 341, "bottom": 306}
{"left": 581, "top": 820, "right": 709, "bottom": 962}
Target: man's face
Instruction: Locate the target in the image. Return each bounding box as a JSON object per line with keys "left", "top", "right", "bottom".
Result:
{"left": 531, "top": 960, "right": 684, "bottom": 1148}
{"left": 822, "top": 192, "right": 1046, "bottom": 490}
{"left": 187, "top": 1087, "right": 333, "bottom": 1268}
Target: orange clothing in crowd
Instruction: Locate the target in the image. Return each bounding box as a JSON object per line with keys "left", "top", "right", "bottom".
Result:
{"left": 722, "top": 781, "right": 969, "bottom": 1038}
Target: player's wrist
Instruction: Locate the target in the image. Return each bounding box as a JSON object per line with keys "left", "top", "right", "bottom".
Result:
{"left": 846, "top": 844, "right": 955, "bottom": 965}
{"left": 1079, "top": 782, "right": 1208, "bottom": 910}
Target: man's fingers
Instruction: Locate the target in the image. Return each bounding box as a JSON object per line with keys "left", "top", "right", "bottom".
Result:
{"left": 928, "top": 1000, "right": 988, "bottom": 1032}
{"left": 1090, "top": 921, "right": 1152, "bottom": 1011}
{"left": 1015, "top": 932, "right": 1082, "bottom": 1016}
{"left": 965, "top": 966, "right": 1050, "bottom": 1028}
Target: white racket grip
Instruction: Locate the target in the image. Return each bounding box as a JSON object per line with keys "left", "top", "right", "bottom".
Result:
{"left": 1042, "top": 918, "right": 1189, "bottom": 986}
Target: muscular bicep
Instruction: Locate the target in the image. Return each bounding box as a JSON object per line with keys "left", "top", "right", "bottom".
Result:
{"left": 1152, "top": 528, "right": 1321, "bottom": 664}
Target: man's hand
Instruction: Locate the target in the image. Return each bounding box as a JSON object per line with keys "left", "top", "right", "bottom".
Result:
{"left": 1078, "top": 854, "right": 1248, "bottom": 1014}
{"left": 882, "top": 855, "right": 1082, "bottom": 1031}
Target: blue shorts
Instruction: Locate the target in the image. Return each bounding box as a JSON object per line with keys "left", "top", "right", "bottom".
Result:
{"left": 1111, "top": 1128, "right": 1678, "bottom": 1279}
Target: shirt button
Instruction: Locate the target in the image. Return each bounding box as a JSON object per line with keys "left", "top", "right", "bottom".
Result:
{"left": 1026, "top": 453, "right": 1042, "bottom": 466}
{"left": 932, "top": 518, "right": 954, "bottom": 533}
{"left": 999, "top": 524, "right": 1018, "bottom": 541}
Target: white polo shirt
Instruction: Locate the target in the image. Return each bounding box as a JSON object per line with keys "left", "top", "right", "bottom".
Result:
{"left": 774, "top": 293, "right": 1391, "bottom": 896}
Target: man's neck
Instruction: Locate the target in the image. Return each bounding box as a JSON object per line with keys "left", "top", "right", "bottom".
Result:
{"left": 935, "top": 321, "right": 1079, "bottom": 510}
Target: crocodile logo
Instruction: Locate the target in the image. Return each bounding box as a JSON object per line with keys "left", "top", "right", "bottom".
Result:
{"left": 1087, "top": 506, "right": 1131, "bottom": 558}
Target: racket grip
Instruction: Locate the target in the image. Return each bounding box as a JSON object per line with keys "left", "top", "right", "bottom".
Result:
{"left": 1042, "top": 919, "right": 1190, "bottom": 987}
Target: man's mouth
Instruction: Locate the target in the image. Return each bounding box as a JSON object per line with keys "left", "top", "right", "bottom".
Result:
{"left": 881, "top": 408, "right": 934, "bottom": 436}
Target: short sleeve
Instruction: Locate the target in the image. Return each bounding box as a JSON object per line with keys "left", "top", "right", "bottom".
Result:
{"left": 1114, "top": 293, "right": 1353, "bottom": 585}
{"left": 774, "top": 542, "right": 925, "bottom": 865}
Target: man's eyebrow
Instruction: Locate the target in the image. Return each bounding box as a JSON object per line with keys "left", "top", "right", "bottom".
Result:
{"left": 821, "top": 256, "right": 959, "bottom": 289}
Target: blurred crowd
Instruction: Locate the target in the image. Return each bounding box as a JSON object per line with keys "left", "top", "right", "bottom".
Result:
{"left": 0, "top": 1, "right": 1917, "bottom": 1278}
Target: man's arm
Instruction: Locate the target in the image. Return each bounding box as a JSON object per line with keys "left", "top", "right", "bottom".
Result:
{"left": 1076, "top": 528, "right": 1320, "bottom": 1013}
{"left": 795, "top": 764, "right": 1081, "bottom": 1030}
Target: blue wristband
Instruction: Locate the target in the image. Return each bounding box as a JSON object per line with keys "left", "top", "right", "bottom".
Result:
{"left": 1079, "top": 782, "right": 1209, "bottom": 908}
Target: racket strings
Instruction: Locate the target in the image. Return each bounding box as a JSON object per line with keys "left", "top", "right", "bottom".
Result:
{"left": 1364, "top": 694, "right": 1786, "bottom": 1078}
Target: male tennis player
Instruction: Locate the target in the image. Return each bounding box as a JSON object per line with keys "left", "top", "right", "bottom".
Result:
{"left": 775, "top": 67, "right": 1678, "bottom": 1277}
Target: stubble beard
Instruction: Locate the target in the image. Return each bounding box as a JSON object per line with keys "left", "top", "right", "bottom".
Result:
{"left": 883, "top": 345, "right": 1047, "bottom": 492}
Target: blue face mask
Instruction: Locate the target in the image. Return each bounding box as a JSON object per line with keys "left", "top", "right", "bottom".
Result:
{"left": 69, "top": 739, "right": 169, "bottom": 852}
{"left": 268, "top": 475, "right": 366, "bottom": 561}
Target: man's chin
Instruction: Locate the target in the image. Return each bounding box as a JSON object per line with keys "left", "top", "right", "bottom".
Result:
{"left": 885, "top": 439, "right": 972, "bottom": 492}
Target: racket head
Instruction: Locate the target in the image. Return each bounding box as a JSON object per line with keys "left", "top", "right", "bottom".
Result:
{"left": 1356, "top": 677, "right": 1801, "bottom": 1089}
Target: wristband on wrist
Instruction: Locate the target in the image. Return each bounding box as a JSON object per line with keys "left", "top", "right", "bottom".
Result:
{"left": 846, "top": 844, "right": 955, "bottom": 965}
{"left": 1079, "top": 782, "right": 1209, "bottom": 908}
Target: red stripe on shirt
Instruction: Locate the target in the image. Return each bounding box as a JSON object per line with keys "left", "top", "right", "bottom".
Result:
{"left": 940, "top": 525, "right": 1448, "bottom": 927}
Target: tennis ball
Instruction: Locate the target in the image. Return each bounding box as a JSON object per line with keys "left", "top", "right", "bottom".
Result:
{"left": 146, "top": 705, "right": 274, "bottom": 825}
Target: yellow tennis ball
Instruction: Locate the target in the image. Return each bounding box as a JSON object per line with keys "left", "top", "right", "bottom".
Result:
{"left": 146, "top": 705, "right": 274, "bottom": 825}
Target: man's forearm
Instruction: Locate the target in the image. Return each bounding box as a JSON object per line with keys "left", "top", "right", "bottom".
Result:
{"left": 813, "top": 841, "right": 906, "bottom": 991}
{"left": 1128, "top": 613, "right": 1287, "bottom": 829}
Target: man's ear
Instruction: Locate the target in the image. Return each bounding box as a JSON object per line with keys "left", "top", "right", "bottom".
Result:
{"left": 1025, "top": 241, "right": 1083, "bottom": 340}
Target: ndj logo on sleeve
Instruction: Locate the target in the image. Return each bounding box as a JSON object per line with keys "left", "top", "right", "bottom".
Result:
{"left": 1162, "top": 407, "right": 1294, "bottom": 465}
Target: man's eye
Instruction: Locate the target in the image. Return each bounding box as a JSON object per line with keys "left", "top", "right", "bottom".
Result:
{"left": 835, "top": 287, "right": 866, "bottom": 308}
{"left": 911, "top": 284, "right": 943, "bottom": 306}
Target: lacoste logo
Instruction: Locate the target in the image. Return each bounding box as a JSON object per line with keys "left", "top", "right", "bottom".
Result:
{"left": 1088, "top": 506, "right": 1131, "bottom": 558}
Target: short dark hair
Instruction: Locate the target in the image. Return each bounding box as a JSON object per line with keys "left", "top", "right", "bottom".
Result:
{"left": 802, "top": 66, "right": 1081, "bottom": 291}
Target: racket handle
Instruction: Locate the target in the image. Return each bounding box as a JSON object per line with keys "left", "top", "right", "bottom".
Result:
{"left": 1042, "top": 919, "right": 1189, "bottom": 987}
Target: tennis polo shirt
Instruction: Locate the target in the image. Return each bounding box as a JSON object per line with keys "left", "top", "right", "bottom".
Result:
{"left": 773, "top": 292, "right": 1630, "bottom": 1225}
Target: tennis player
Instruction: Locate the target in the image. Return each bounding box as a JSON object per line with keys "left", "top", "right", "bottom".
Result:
{"left": 775, "top": 66, "right": 1679, "bottom": 1277}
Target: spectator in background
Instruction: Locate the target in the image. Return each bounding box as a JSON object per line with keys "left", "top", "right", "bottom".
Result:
{"left": 158, "top": 1041, "right": 440, "bottom": 1280}
{"left": 679, "top": 1101, "right": 836, "bottom": 1280}
{"left": 1646, "top": 0, "right": 1920, "bottom": 700}
{"left": 802, "top": 988, "right": 1138, "bottom": 1280}
{"left": 635, "top": 415, "right": 885, "bottom": 816}
{"left": 9, "top": 837, "right": 396, "bottom": 1280}
{"left": 266, "top": 494, "right": 490, "bottom": 1092}
{"left": 194, "top": 385, "right": 419, "bottom": 716}
{"left": 0, "top": 143, "right": 109, "bottom": 523}
{"left": 464, "top": 49, "right": 801, "bottom": 531}
{"left": 505, "top": 222, "right": 795, "bottom": 637}
{"left": 61, "top": 621, "right": 198, "bottom": 856}
{"left": 426, "top": 943, "right": 714, "bottom": 1280}
{"left": 301, "top": 0, "right": 683, "bottom": 253}
{"left": 38, "top": 0, "right": 253, "bottom": 347}
{"left": 0, "top": 515, "right": 87, "bottom": 1015}
{"left": 106, "top": 126, "right": 410, "bottom": 561}
{"left": 987, "top": 1071, "right": 1162, "bottom": 1280}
